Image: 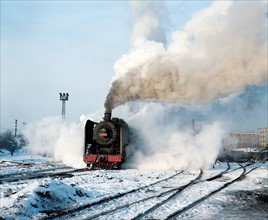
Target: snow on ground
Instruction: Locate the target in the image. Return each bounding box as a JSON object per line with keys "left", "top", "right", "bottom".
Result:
{"left": 0, "top": 149, "right": 54, "bottom": 163}
{"left": 0, "top": 149, "right": 267, "bottom": 219}
{"left": 0, "top": 149, "right": 68, "bottom": 176}
{"left": 183, "top": 164, "right": 268, "bottom": 219}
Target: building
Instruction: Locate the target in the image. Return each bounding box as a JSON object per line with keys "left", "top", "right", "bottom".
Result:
{"left": 258, "top": 128, "right": 268, "bottom": 147}
{"left": 229, "top": 132, "right": 259, "bottom": 148}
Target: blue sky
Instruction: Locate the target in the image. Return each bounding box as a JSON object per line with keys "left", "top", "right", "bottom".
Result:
{"left": 1, "top": 0, "right": 213, "bottom": 131}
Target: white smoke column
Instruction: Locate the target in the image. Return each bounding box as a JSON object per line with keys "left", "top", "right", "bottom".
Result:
{"left": 105, "top": 0, "right": 168, "bottom": 111}
{"left": 129, "top": 1, "right": 168, "bottom": 44}
{"left": 105, "top": 1, "right": 267, "bottom": 112}
{"left": 23, "top": 116, "right": 85, "bottom": 168}
{"left": 123, "top": 103, "right": 225, "bottom": 170}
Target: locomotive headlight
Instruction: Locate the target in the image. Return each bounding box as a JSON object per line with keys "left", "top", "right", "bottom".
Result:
{"left": 99, "top": 128, "right": 107, "bottom": 137}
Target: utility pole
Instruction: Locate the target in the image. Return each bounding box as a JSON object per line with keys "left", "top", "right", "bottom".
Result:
{"left": 14, "top": 119, "right": 17, "bottom": 137}
{"left": 59, "top": 93, "right": 69, "bottom": 119}
{"left": 192, "top": 118, "right": 195, "bottom": 136}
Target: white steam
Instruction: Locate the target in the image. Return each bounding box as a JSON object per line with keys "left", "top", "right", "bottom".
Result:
{"left": 129, "top": 1, "right": 168, "bottom": 44}
{"left": 23, "top": 116, "right": 85, "bottom": 168}
{"left": 104, "top": 0, "right": 267, "bottom": 170}
{"left": 115, "top": 103, "right": 225, "bottom": 170}
{"left": 105, "top": 1, "right": 267, "bottom": 112}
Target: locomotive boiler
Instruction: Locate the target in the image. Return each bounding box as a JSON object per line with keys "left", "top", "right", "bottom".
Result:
{"left": 83, "top": 112, "right": 129, "bottom": 169}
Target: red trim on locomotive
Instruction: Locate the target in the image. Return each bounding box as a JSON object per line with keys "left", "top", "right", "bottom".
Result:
{"left": 83, "top": 155, "right": 97, "bottom": 162}
{"left": 107, "top": 155, "right": 122, "bottom": 162}
{"left": 83, "top": 155, "right": 122, "bottom": 163}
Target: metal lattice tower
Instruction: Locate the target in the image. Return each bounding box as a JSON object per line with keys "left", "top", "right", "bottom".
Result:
{"left": 59, "top": 93, "right": 69, "bottom": 119}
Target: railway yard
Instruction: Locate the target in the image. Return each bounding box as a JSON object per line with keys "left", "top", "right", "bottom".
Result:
{"left": 1, "top": 150, "right": 267, "bottom": 219}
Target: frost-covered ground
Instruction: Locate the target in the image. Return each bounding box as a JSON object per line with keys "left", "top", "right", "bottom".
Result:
{"left": 0, "top": 149, "right": 267, "bottom": 219}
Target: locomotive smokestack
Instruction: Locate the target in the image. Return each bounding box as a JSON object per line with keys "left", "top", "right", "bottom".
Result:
{"left": 104, "top": 112, "right": 112, "bottom": 121}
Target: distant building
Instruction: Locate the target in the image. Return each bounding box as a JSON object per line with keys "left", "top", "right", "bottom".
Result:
{"left": 220, "top": 128, "right": 268, "bottom": 161}
{"left": 230, "top": 132, "right": 259, "bottom": 148}
{"left": 258, "top": 128, "right": 268, "bottom": 147}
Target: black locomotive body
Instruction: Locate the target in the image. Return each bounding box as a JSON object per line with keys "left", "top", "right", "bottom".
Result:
{"left": 83, "top": 112, "right": 129, "bottom": 169}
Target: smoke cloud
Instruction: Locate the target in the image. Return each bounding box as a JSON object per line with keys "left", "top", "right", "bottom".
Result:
{"left": 105, "top": 1, "right": 267, "bottom": 112}
{"left": 115, "top": 103, "right": 225, "bottom": 170}
{"left": 128, "top": 1, "right": 168, "bottom": 45}
{"left": 23, "top": 116, "right": 86, "bottom": 168}
{"left": 115, "top": 83, "right": 266, "bottom": 170}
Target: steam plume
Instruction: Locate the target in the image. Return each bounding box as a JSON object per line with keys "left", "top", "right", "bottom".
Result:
{"left": 23, "top": 116, "right": 85, "bottom": 168}
{"left": 117, "top": 103, "right": 226, "bottom": 170}
{"left": 128, "top": 1, "right": 168, "bottom": 45}
{"left": 105, "top": 1, "right": 267, "bottom": 112}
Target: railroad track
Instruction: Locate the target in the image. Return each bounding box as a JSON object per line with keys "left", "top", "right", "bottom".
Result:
{"left": 43, "top": 164, "right": 234, "bottom": 220}
{"left": 2, "top": 161, "right": 261, "bottom": 219}
{"left": 5, "top": 162, "right": 257, "bottom": 220}
{"left": 200, "top": 162, "right": 230, "bottom": 182}
{"left": 150, "top": 163, "right": 260, "bottom": 220}
{"left": 0, "top": 160, "right": 38, "bottom": 168}
{"left": 80, "top": 164, "right": 233, "bottom": 220}
{"left": 80, "top": 171, "right": 202, "bottom": 220}
{"left": 0, "top": 165, "right": 72, "bottom": 178}
{"left": 0, "top": 160, "right": 70, "bottom": 177}
{"left": 84, "top": 163, "right": 251, "bottom": 220}
{"left": 0, "top": 167, "right": 90, "bottom": 184}
{"left": 43, "top": 170, "right": 185, "bottom": 219}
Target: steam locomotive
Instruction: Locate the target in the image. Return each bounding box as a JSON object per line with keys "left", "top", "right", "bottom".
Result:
{"left": 83, "top": 112, "right": 129, "bottom": 169}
